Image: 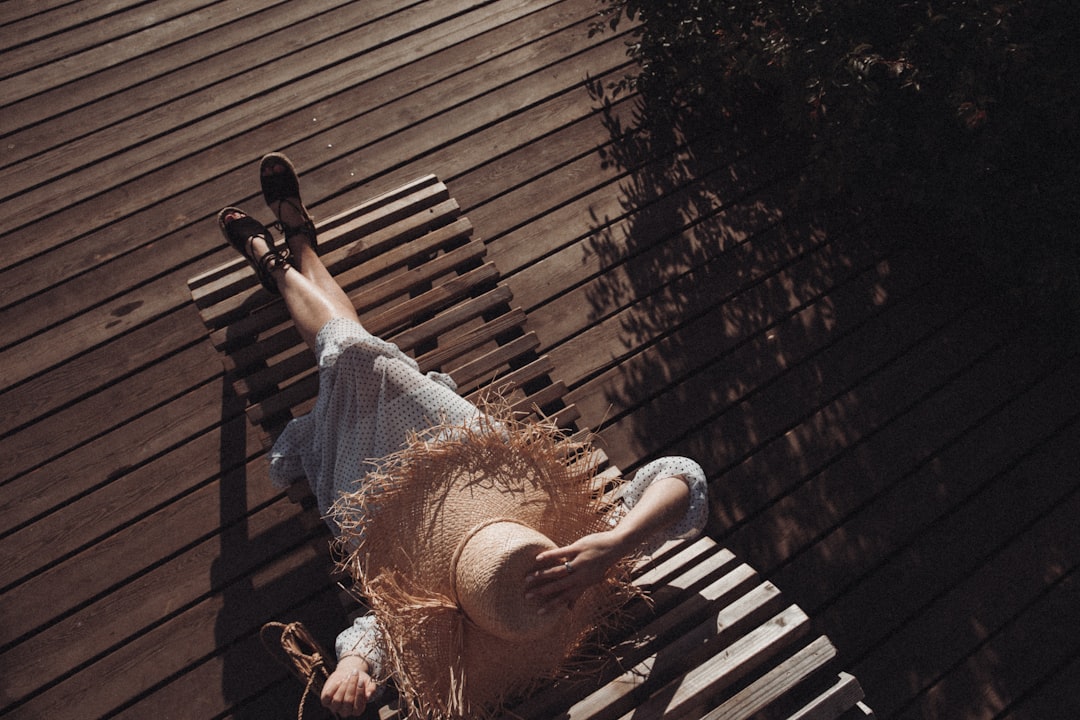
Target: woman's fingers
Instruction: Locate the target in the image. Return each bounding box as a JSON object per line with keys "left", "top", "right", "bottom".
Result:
{"left": 321, "top": 666, "right": 374, "bottom": 717}
{"left": 342, "top": 669, "right": 359, "bottom": 708}
{"left": 535, "top": 545, "right": 569, "bottom": 563}
{"left": 525, "top": 554, "right": 577, "bottom": 595}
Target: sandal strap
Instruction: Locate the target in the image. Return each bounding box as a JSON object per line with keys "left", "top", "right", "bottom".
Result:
{"left": 256, "top": 248, "right": 289, "bottom": 293}
{"left": 269, "top": 197, "right": 317, "bottom": 247}
{"left": 244, "top": 236, "right": 289, "bottom": 295}
{"left": 255, "top": 245, "right": 290, "bottom": 283}
{"left": 272, "top": 218, "right": 318, "bottom": 241}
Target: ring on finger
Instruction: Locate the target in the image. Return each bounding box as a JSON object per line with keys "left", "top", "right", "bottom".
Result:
{"left": 564, "top": 560, "right": 574, "bottom": 574}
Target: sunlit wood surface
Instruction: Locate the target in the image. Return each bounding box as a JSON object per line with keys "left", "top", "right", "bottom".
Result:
{"left": 2, "top": 2, "right": 1078, "bottom": 718}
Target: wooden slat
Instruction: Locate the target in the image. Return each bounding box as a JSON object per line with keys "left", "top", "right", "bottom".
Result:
{"left": 187, "top": 174, "right": 451, "bottom": 297}
{"left": 230, "top": 240, "right": 488, "bottom": 399}
{"left": 619, "top": 604, "right": 811, "bottom": 720}
{"left": 0, "top": 0, "right": 223, "bottom": 86}
{"left": 517, "top": 584, "right": 791, "bottom": 720}
{"left": 185, "top": 172, "right": 587, "bottom": 461}
{"left": 0, "top": 14, "right": 630, "bottom": 535}
{"left": 700, "top": 636, "right": 838, "bottom": 720}
{"left": 506, "top": 541, "right": 741, "bottom": 719}
{"left": 0, "top": 0, "right": 82, "bottom": 27}
{"left": 0, "top": 0, "right": 587, "bottom": 260}
{"left": 803, "top": 357, "right": 1080, "bottom": 654}
{"left": 785, "top": 673, "right": 870, "bottom": 720}
{"left": 453, "top": 332, "right": 542, "bottom": 392}
{"left": 194, "top": 189, "right": 460, "bottom": 330}
{"left": 0, "top": 18, "right": 630, "bottom": 383}
{"left": 0, "top": 0, "right": 350, "bottom": 139}
{"left": 0, "top": 0, "right": 469, "bottom": 211}
{"left": 488, "top": 136, "right": 793, "bottom": 290}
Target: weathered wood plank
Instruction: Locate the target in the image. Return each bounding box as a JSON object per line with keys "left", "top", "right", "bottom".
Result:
{"left": 535, "top": 209, "right": 833, "bottom": 386}
{"left": 897, "top": 567, "right": 1080, "bottom": 720}
{"left": 0, "top": 88, "right": 634, "bottom": 526}
{"left": 0, "top": 0, "right": 487, "bottom": 213}
{"left": 614, "top": 604, "right": 812, "bottom": 720}
{"left": 0, "top": 0, "right": 91, "bottom": 28}
{"left": 710, "top": 293, "right": 1014, "bottom": 527}
{"left": 489, "top": 139, "right": 792, "bottom": 307}
{"left": 0, "top": 473, "right": 316, "bottom": 705}
{"left": 699, "top": 635, "right": 840, "bottom": 720}
{"left": 0, "top": 339, "right": 224, "bottom": 489}
{"left": 189, "top": 175, "right": 451, "bottom": 304}
{"left": 0, "top": 0, "right": 589, "bottom": 274}
{"left": 739, "top": 315, "right": 1067, "bottom": 590}
{"left": 852, "top": 418, "right": 1080, "bottom": 718}
{"left": 794, "top": 355, "right": 1080, "bottom": 639}
{"left": 997, "top": 652, "right": 1080, "bottom": 720}
{"left": 513, "top": 571, "right": 791, "bottom": 720}
{"left": 634, "top": 252, "right": 998, "bottom": 493}
{"left": 555, "top": 221, "right": 891, "bottom": 464}
{"left": 0, "top": 303, "right": 201, "bottom": 442}
{"left": 8, "top": 537, "right": 335, "bottom": 719}
{"left": 0, "top": 0, "right": 597, "bottom": 249}
{"left": 5, "top": 0, "right": 1077, "bottom": 716}
{"left": 108, "top": 587, "right": 346, "bottom": 720}
{"left": 783, "top": 672, "right": 868, "bottom": 720}
{"left": 694, "top": 255, "right": 985, "bottom": 531}
{"left": 568, "top": 237, "right": 952, "bottom": 481}
{"left": 0, "top": 0, "right": 351, "bottom": 142}
{"left": 0, "top": 0, "right": 220, "bottom": 86}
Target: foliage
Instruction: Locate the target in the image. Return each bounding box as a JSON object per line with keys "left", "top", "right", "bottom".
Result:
{"left": 596, "top": 0, "right": 1080, "bottom": 329}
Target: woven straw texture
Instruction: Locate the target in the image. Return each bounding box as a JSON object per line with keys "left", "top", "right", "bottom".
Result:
{"left": 332, "top": 408, "right": 633, "bottom": 719}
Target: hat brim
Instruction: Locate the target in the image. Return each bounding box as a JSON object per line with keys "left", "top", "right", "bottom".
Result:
{"left": 333, "top": 408, "right": 634, "bottom": 719}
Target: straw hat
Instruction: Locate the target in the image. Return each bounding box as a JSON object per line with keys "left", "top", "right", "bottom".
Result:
{"left": 331, "top": 407, "right": 635, "bottom": 719}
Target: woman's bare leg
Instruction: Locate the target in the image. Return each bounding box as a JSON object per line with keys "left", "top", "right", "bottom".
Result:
{"left": 274, "top": 198, "right": 349, "bottom": 304}
{"left": 274, "top": 256, "right": 358, "bottom": 353}
{"left": 223, "top": 209, "right": 357, "bottom": 352}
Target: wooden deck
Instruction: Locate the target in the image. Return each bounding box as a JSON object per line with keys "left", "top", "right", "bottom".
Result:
{"left": 1, "top": 2, "right": 1078, "bottom": 719}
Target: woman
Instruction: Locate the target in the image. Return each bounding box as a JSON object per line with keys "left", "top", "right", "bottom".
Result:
{"left": 219, "top": 153, "right": 709, "bottom": 718}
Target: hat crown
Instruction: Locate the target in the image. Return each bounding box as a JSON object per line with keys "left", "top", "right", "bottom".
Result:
{"left": 453, "top": 520, "right": 565, "bottom": 641}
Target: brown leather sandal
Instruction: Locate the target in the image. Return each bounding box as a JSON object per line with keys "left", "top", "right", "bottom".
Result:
{"left": 260, "top": 152, "right": 317, "bottom": 252}
{"left": 217, "top": 206, "right": 289, "bottom": 294}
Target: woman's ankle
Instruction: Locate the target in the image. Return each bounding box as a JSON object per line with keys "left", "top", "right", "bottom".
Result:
{"left": 288, "top": 241, "right": 322, "bottom": 273}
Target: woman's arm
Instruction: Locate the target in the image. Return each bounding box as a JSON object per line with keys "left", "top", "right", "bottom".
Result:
{"left": 322, "top": 614, "right": 386, "bottom": 716}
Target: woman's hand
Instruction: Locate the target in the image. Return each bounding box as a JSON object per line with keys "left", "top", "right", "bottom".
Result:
{"left": 524, "top": 530, "right": 627, "bottom": 614}
{"left": 320, "top": 654, "right": 378, "bottom": 717}
{"left": 524, "top": 474, "right": 693, "bottom": 615}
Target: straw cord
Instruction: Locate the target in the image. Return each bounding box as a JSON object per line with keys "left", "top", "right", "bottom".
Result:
{"left": 260, "top": 621, "right": 331, "bottom": 720}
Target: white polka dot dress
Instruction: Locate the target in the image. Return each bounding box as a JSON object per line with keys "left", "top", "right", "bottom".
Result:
{"left": 612, "top": 456, "right": 710, "bottom": 550}
{"left": 268, "top": 317, "right": 481, "bottom": 529}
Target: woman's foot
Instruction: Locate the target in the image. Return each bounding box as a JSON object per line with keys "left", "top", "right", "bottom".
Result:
{"left": 260, "top": 152, "right": 316, "bottom": 261}
{"left": 217, "top": 207, "right": 289, "bottom": 294}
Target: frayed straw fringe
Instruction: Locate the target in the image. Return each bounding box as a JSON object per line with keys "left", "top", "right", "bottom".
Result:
{"left": 328, "top": 399, "right": 637, "bottom": 719}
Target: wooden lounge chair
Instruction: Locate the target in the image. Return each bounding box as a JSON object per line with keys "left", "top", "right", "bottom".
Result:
{"left": 188, "top": 176, "right": 874, "bottom": 719}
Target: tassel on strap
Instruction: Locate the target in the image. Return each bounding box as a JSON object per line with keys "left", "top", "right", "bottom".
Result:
{"left": 261, "top": 621, "right": 332, "bottom": 720}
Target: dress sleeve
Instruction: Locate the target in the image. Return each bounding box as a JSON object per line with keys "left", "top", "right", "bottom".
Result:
{"left": 335, "top": 614, "right": 388, "bottom": 682}
{"left": 612, "top": 456, "right": 709, "bottom": 546}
